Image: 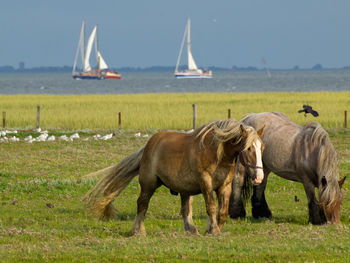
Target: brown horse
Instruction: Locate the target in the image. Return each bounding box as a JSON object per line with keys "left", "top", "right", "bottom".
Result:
{"left": 83, "top": 119, "right": 264, "bottom": 235}
{"left": 229, "top": 112, "right": 346, "bottom": 224}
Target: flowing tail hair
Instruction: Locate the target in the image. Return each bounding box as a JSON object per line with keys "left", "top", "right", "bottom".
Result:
{"left": 82, "top": 147, "right": 145, "bottom": 221}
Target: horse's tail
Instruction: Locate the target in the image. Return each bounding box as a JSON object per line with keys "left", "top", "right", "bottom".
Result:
{"left": 82, "top": 146, "right": 145, "bottom": 221}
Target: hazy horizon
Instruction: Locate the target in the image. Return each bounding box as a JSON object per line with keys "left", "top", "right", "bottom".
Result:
{"left": 1, "top": 1, "right": 350, "bottom": 69}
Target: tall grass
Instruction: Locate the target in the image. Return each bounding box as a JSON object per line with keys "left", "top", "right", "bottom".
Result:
{"left": 0, "top": 92, "right": 349, "bottom": 130}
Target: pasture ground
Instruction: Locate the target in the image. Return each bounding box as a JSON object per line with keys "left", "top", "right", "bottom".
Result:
{"left": 1, "top": 128, "right": 350, "bottom": 262}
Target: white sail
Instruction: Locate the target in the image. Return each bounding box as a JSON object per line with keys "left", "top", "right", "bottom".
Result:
{"left": 72, "top": 21, "right": 85, "bottom": 75}
{"left": 186, "top": 18, "right": 198, "bottom": 71}
{"left": 187, "top": 50, "right": 198, "bottom": 71}
{"left": 84, "top": 26, "right": 97, "bottom": 72}
{"left": 175, "top": 20, "right": 188, "bottom": 73}
{"left": 98, "top": 51, "right": 108, "bottom": 70}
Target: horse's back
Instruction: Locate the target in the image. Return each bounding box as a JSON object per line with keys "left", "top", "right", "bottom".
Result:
{"left": 141, "top": 131, "right": 191, "bottom": 165}
{"left": 242, "top": 112, "right": 303, "bottom": 180}
{"left": 140, "top": 131, "right": 202, "bottom": 194}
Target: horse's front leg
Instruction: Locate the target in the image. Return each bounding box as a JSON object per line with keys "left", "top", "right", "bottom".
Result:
{"left": 303, "top": 181, "right": 326, "bottom": 225}
{"left": 229, "top": 166, "right": 246, "bottom": 219}
{"left": 216, "top": 180, "right": 233, "bottom": 230}
{"left": 200, "top": 171, "right": 221, "bottom": 235}
{"left": 251, "top": 170, "right": 272, "bottom": 219}
{"left": 180, "top": 194, "right": 199, "bottom": 234}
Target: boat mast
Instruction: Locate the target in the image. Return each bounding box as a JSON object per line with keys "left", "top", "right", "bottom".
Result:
{"left": 95, "top": 24, "right": 100, "bottom": 72}
{"left": 175, "top": 19, "right": 188, "bottom": 73}
{"left": 187, "top": 18, "right": 191, "bottom": 70}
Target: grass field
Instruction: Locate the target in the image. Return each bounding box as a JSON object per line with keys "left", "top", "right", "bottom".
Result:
{"left": 1, "top": 92, "right": 350, "bottom": 262}
{"left": 1, "top": 92, "right": 349, "bottom": 130}
{"left": 1, "top": 127, "right": 350, "bottom": 262}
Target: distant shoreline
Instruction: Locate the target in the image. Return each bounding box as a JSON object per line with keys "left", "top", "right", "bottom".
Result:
{"left": 1, "top": 65, "right": 350, "bottom": 74}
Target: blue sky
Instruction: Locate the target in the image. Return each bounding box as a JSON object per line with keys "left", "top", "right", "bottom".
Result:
{"left": 1, "top": 0, "right": 350, "bottom": 69}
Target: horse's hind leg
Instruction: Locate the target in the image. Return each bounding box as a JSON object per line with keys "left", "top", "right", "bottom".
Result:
{"left": 131, "top": 174, "right": 160, "bottom": 236}
{"left": 216, "top": 181, "right": 232, "bottom": 230}
{"left": 251, "top": 170, "right": 272, "bottom": 219}
{"left": 180, "top": 194, "right": 199, "bottom": 235}
{"left": 200, "top": 172, "right": 220, "bottom": 235}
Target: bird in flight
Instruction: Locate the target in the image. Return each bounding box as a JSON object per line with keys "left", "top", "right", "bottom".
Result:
{"left": 298, "top": 105, "right": 319, "bottom": 117}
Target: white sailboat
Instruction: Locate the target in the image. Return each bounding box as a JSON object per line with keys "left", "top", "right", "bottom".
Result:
{"left": 174, "top": 18, "right": 212, "bottom": 79}
{"left": 72, "top": 21, "right": 121, "bottom": 80}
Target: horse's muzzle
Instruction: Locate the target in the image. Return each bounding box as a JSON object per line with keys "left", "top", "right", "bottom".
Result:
{"left": 251, "top": 170, "right": 264, "bottom": 185}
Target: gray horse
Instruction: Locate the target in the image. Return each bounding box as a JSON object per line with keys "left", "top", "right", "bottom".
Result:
{"left": 229, "top": 112, "right": 345, "bottom": 224}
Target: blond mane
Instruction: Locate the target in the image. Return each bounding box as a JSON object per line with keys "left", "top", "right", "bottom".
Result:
{"left": 193, "top": 119, "right": 260, "bottom": 163}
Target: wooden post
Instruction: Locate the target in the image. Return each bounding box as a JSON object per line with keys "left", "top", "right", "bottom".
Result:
{"left": 118, "top": 112, "right": 122, "bottom": 129}
{"left": 2, "top": 112, "right": 5, "bottom": 129}
{"left": 345, "top": 110, "right": 348, "bottom": 128}
{"left": 228, "top": 109, "right": 231, "bottom": 119}
{"left": 192, "top": 104, "right": 197, "bottom": 129}
{"left": 36, "top": 106, "right": 40, "bottom": 129}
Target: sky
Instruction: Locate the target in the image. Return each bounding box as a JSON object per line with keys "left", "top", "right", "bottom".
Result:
{"left": 1, "top": 0, "right": 350, "bottom": 69}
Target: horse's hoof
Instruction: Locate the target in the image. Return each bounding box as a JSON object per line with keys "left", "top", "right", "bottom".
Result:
{"left": 205, "top": 228, "right": 221, "bottom": 236}
{"left": 252, "top": 207, "right": 272, "bottom": 219}
{"left": 185, "top": 230, "right": 200, "bottom": 236}
{"left": 131, "top": 229, "right": 147, "bottom": 236}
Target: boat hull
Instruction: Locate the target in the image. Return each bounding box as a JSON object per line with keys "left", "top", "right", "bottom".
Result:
{"left": 72, "top": 70, "right": 121, "bottom": 80}
{"left": 175, "top": 74, "right": 212, "bottom": 79}
{"left": 174, "top": 70, "right": 213, "bottom": 79}
{"left": 73, "top": 75, "right": 100, "bottom": 80}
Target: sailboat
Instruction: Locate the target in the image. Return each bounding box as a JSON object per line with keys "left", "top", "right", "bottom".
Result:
{"left": 174, "top": 18, "right": 212, "bottom": 79}
{"left": 72, "top": 21, "right": 121, "bottom": 80}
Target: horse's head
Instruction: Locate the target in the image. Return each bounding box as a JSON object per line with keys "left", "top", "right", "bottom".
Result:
{"left": 320, "top": 176, "right": 346, "bottom": 224}
{"left": 238, "top": 124, "right": 265, "bottom": 185}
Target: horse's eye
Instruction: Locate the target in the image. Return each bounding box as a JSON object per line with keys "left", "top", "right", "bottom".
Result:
{"left": 248, "top": 147, "right": 251, "bottom": 151}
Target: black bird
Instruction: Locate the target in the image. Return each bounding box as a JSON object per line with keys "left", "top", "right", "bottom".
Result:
{"left": 298, "top": 105, "right": 319, "bottom": 117}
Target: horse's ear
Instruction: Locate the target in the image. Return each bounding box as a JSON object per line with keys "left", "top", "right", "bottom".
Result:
{"left": 321, "top": 176, "right": 327, "bottom": 187}
{"left": 338, "top": 176, "right": 346, "bottom": 189}
{"left": 257, "top": 125, "right": 265, "bottom": 137}
{"left": 239, "top": 124, "right": 248, "bottom": 138}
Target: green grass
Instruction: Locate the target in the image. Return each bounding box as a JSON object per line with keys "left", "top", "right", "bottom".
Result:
{"left": 1, "top": 128, "right": 350, "bottom": 262}
{"left": 1, "top": 92, "right": 350, "bottom": 130}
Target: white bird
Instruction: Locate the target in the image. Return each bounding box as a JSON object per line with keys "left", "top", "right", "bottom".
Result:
{"left": 70, "top": 133, "right": 80, "bottom": 140}
{"left": 24, "top": 135, "right": 33, "bottom": 141}
{"left": 101, "top": 133, "right": 113, "bottom": 140}
{"left": 9, "top": 136, "right": 19, "bottom": 142}
{"left": 59, "top": 135, "right": 69, "bottom": 141}
{"left": 93, "top": 134, "right": 101, "bottom": 140}
{"left": 47, "top": 135, "right": 56, "bottom": 141}
{"left": 36, "top": 133, "right": 48, "bottom": 142}
{"left": 134, "top": 132, "right": 141, "bottom": 137}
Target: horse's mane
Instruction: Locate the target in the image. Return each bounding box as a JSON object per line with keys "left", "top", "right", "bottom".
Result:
{"left": 302, "top": 122, "right": 342, "bottom": 208}
{"left": 194, "top": 119, "right": 258, "bottom": 151}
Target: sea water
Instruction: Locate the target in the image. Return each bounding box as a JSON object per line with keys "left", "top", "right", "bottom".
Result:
{"left": 0, "top": 70, "right": 350, "bottom": 95}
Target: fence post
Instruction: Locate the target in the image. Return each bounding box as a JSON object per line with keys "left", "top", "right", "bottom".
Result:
{"left": 118, "top": 112, "right": 122, "bottom": 129}
{"left": 2, "top": 112, "right": 5, "bottom": 129}
{"left": 192, "top": 104, "right": 197, "bottom": 129}
{"left": 36, "top": 106, "right": 40, "bottom": 129}
{"left": 228, "top": 109, "right": 231, "bottom": 119}
{"left": 345, "top": 110, "right": 348, "bottom": 128}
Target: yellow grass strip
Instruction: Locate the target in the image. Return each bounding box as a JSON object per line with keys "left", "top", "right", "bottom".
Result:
{"left": 0, "top": 92, "right": 349, "bottom": 130}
